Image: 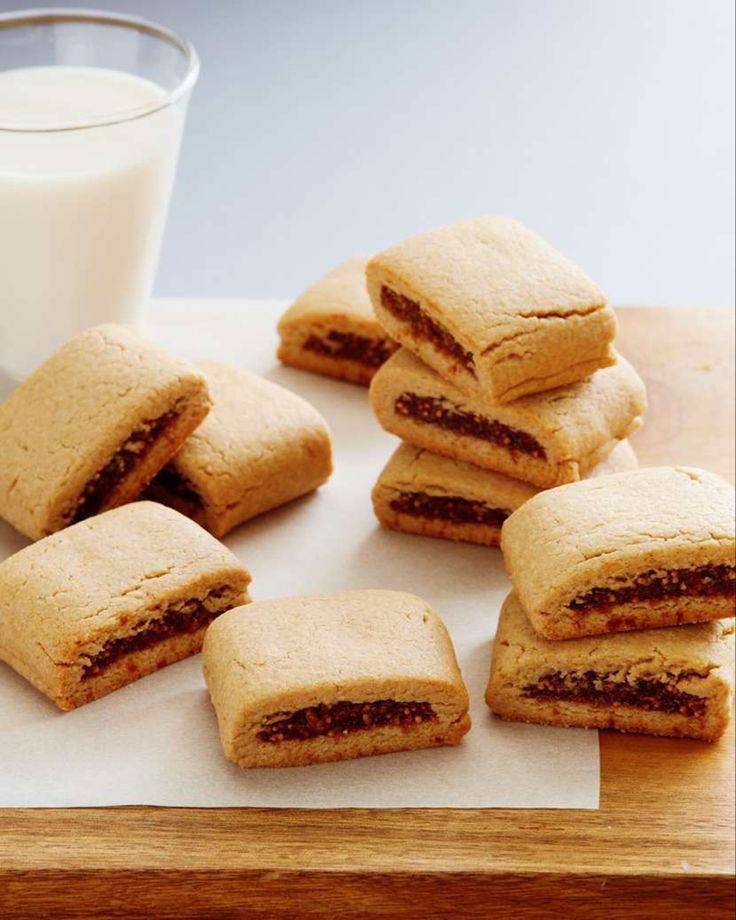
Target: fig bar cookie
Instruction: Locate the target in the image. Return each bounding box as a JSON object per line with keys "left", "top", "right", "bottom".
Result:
{"left": 370, "top": 348, "right": 645, "bottom": 489}
{"left": 0, "top": 502, "right": 251, "bottom": 710}
{"left": 501, "top": 467, "right": 736, "bottom": 640}
{"left": 367, "top": 216, "right": 616, "bottom": 403}
{"left": 278, "top": 257, "right": 398, "bottom": 385}
{"left": 0, "top": 324, "right": 211, "bottom": 541}
{"left": 372, "top": 440, "right": 637, "bottom": 546}
{"left": 203, "top": 590, "right": 470, "bottom": 768}
{"left": 486, "top": 592, "right": 734, "bottom": 742}
{"left": 146, "top": 361, "right": 333, "bottom": 537}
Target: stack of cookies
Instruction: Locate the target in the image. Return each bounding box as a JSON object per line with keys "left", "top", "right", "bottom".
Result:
{"left": 487, "top": 466, "right": 735, "bottom": 742}
{"left": 367, "top": 216, "right": 647, "bottom": 545}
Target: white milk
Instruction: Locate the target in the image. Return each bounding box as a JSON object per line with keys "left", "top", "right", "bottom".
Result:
{"left": 0, "top": 67, "right": 184, "bottom": 380}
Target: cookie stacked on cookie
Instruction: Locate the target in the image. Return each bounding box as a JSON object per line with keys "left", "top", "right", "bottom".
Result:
{"left": 0, "top": 324, "right": 336, "bottom": 711}
{"left": 367, "top": 216, "right": 646, "bottom": 544}
{"left": 487, "top": 466, "right": 736, "bottom": 742}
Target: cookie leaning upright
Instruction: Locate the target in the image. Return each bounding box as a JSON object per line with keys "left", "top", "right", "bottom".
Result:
{"left": 366, "top": 216, "right": 617, "bottom": 403}
{"left": 500, "top": 466, "right": 736, "bottom": 640}
{"left": 146, "top": 360, "right": 333, "bottom": 537}
{"left": 278, "top": 257, "right": 398, "bottom": 385}
{"left": 0, "top": 502, "right": 251, "bottom": 711}
{"left": 0, "top": 324, "right": 211, "bottom": 540}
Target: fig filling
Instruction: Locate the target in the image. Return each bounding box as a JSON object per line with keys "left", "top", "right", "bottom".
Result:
{"left": 390, "top": 491, "right": 510, "bottom": 527}
{"left": 81, "top": 586, "right": 231, "bottom": 680}
{"left": 380, "top": 286, "right": 475, "bottom": 373}
{"left": 394, "top": 392, "right": 547, "bottom": 459}
{"left": 303, "top": 330, "right": 398, "bottom": 368}
{"left": 257, "top": 699, "right": 438, "bottom": 743}
{"left": 524, "top": 670, "right": 707, "bottom": 717}
{"left": 152, "top": 465, "right": 204, "bottom": 510}
{"left": 70, "top": 408, "right": 181, "bottom": 524}
{"left": 569, "top": 565, "right": 736, "bottom": 611}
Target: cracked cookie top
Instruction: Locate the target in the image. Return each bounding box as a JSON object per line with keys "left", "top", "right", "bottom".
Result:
{"left": 366, "top": 216, "right": 617, "bottom": 401}
{"left": 368, "top": 217, "right": 608, "bottom": 346}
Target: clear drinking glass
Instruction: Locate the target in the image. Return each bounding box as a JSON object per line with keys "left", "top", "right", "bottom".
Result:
{"left": 0, "top": 8, "right": 199, "bottom": 382}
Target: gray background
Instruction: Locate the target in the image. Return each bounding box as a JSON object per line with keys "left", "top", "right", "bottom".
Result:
{"left": 3, "top": 0, "right": 734, "bottom": 305}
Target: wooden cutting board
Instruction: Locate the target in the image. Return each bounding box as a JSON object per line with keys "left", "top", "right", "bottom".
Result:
{"left": 1, "top": 306, "right": 734, "bottom": 920}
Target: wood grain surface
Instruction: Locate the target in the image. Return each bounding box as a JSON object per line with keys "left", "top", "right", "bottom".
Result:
{"left": 0, "top": 307, "right": 734, "bottom": 919}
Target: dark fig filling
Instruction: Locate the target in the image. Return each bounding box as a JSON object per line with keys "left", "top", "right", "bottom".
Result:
{"left": 303, "top": 330, "right": 398, "bottom": 368}
{"left": 70, "top": 408, "right": 181, "bottom": 524}
{"left": 151, "top": 464, "right": 204, "bottom": 510}
{"left": 569, "top": 565, "right": 736, "bottom": 611}
{"left": 524, "top": 670, "right": 707, "bottom": 717}
{"left": 380, "top": 286, "right": 475, "bottom": 373}
{"left": 257, "top": 699, "right": 438, "bottom": 743}
{"left": 394, "top": 391, "right": 547, "bottom": 459}
{"left": 81, "top": 586, "right": 231, "bottom": 680}
{"left": 390, "top": 491, "right": 510, "bottom": 527}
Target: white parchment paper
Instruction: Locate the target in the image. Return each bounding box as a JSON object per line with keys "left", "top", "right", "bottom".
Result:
{"left": 0, "top": 301, "right": 599, "bottom": 808}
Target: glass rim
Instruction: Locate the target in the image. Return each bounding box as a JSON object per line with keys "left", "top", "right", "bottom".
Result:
{"left": 0, "top": 7, "right": 200, "bottom": 133}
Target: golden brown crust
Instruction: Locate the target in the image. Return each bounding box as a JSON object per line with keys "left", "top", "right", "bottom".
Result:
{"left": 501, "top": 466, "right": 736, "bottom": 638}
{"left": 203, "top": 590, "right": 470, "bottom": 768}
{"left": 277, "top": 257, "right": 397, "bottom": 385}
{"left": 486, "top": 593, "right": 735, "bottom": 742}
{"left": 146, "top": 361, "right": 333, "bottom": 537}
{"left": 372, "top": 441, "right": 637, "bottom": 546}
{"left": 369, "top": 348, "right": 645, "bottom": 489}
{"left": 0, "top": 324, "right": 211, "bottom": 540}
{"left": 367, "top": 216, "right": 616, "bottom": 402}
{"left": 0, "top": 502, "right": 251, "bottom": 710}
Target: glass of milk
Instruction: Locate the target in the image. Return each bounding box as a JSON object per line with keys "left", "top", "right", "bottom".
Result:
{"left": 0, "top": 9, "right": 200, "bottom": 382}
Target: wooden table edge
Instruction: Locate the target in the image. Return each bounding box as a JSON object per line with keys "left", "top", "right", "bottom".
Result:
{"left": 1, "top": 868, "right": 734, "bottom": 920}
